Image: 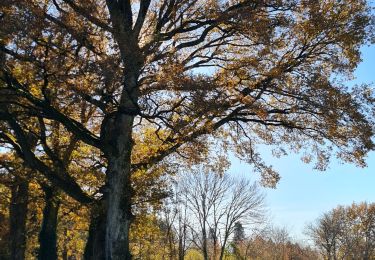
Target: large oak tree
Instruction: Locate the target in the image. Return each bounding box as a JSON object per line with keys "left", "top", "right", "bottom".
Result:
{"left": 0, "top": 0, "right": 374, "bottom": 259}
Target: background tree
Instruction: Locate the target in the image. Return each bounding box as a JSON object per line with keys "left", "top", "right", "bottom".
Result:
{"left": 0, "top": 154, "right": 29, "bottom": 260}
{"left": 306, "top": 202, "right": 375, "bottom": 260}
{"left": 306, "top": 208, "right": 344, "bottom": 260}
{"left": 246, "top": 226, "right": 320, "bottom": 260}
{"left": 345, "top": 202, "right": 375, "bottom": 258}
{"left": 178, "top": 169, "right": 265, "bottom": 260}
{"left": 1, "top": 0, "right": 375, "bottom": 258}
{"left": 233, "top": 222, "right": 246, "bottom": 244}
{"left": 157, "top": 186, "right": 192, "bottom": 260}
{"left": 0, "top": 185, "right": 9, "bottom": 259}
{"left": 232, "top": 222, "right": 246, "bottom": 259}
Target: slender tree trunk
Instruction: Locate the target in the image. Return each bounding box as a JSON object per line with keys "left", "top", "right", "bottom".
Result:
{"left": 62, "top": 228, "right": 68, "bottom": 260}
{"left": 202, "top": 226, "right": 209, "bottom": 260}
{"left": 84, "top": 200, "right": 106, "bottom": 260}
{"left": 219, "top": 237, "right": 229, "bottom": 260}
{"left": 178, "top": 232, "right": 185, "bottom": 260}
{"left": 166, "top": 224, "right": 175, "bottom": 260}
{"left": 178, "top": 241, "right": 184, "bottom": 260}
{"left": 9, "top": 179, "right": 29, "bottom": 260}
{"left": 38, "top": 185, "right": 60, "bottom": 260}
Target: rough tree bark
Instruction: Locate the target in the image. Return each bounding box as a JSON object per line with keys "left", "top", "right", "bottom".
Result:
{"left": 102, "top": 1, "right": 146, "bottom": 258}
{"left": 101, "top": 71, "right": 140, "bottom": 259}
{"left": 38, "top": 185, "right": 60, "bottom": 260}
{"left": 84, "top": 200, "right": 107, "bottom": 260}
{"left": 102, "top": 107, "right": 136, "bottom": 259}
{"left": 9, "top": 178, "right": 29, "bottom": 260}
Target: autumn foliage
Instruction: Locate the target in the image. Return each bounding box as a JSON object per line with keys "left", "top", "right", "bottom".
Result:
{"left": 0, "top": 0, "right": 374, "bottom": 259}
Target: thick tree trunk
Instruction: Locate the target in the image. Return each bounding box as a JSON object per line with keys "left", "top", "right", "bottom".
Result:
{"left": 38, "top": 186, "right": 60, "bottom": 260}
{"left": 9, "top": 179, "right": 29, "bottom": 260}
{"left": 102, "top": 111, "right": 135, "bottom": 260}
{"left": 98, "top": 3, "right": 142, "bottom": 253}
{"left": 84, "top": 200, "right": 106, "bottom": 260}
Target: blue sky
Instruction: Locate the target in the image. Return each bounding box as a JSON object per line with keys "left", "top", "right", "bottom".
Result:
{"left": 228, "top": 44, "right": 375, "bottom": 242}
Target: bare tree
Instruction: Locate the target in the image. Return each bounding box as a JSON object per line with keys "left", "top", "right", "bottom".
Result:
{"left": 267, "top": 226, "right": 292, "bottom": 260}
{"left": 177, "top": 169, "right": 265, "bottom": 260}
{"left": 306, "top": 209, "right": 344, "bottom": 260}
{"left": 159, "top": 189, "right": 191, "bottom": 260}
